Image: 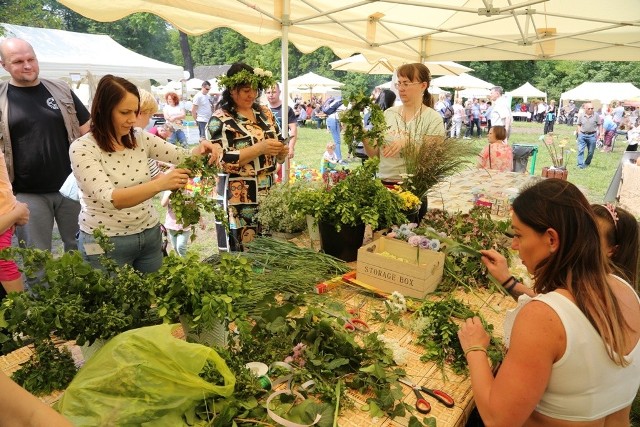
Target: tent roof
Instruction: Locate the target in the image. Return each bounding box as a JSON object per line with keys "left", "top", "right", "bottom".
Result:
{"left": 288, "top": 72, "right": 343, "bottom": 89}
{"left": 430, "top": 73, "right": 493, "bottom": 90}
{"left": 560, "top": 82, "right": 640, "bottom": 103}
{"left": 57, "top": 0, "right": 640, "bottom": 62}
{"left": 507, "top": 82, "right": 546, "bottom": 99}
{"left": 0, "top": 24, "right": 183, "bottom": 83}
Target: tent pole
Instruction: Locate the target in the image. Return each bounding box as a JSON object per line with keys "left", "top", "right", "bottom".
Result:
{"left": 281, "top": 0, "right": 291, "bottom": 184}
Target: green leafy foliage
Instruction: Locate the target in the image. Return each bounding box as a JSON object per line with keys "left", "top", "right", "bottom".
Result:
{"left": 168, "top": 155, "right": 225, "bottom": 240}
{"left": 414, "top": 295, "right": 504, "bottom": 375}
{"left": 341, "top": 92, "right": 388, "bottom": 149}
{"left": 11, "top": 340, "right": 77, "bottom": 396}
{"left": 151, "top": 252, "right": 251, "bottom": 334}
{"left": 0, "top": 245, "right": 155, "bottom": 347}
{"left": 421, "top": 207, "right": 512, "bottom": 292}
{"left": 289, "top": 158, "right": 407, "bottom": 231}
{"left": 254, "top": 182, "right": 308, "bottom": 234}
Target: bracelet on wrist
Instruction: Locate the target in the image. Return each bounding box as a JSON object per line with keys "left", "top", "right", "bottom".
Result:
{"left": 500, "top": 275, "right": 515, "bottom": 287}
{"left": 463, "top": 345, "right": 488, "bottom": 357}
{"left": 504, "top": 278, "right": 519, "bottom": 293}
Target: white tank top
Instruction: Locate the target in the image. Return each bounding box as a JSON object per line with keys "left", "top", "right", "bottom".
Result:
{"left": 503, "top": 277, "right": 640, "bottom": 421}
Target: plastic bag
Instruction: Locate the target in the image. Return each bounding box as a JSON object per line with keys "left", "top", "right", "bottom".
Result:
{"left": 56, "top": 324, "right": 235, "bottom": 426}
{"left": 59, "top": 173, "right": 79, "bottom": 201}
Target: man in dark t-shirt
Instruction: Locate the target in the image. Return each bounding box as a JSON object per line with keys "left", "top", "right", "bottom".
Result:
{"left": 265, "top": 83, "right": 297, "bottom": 159}
{"left": 0, "top": 38, "right": 90, "bottom": 254}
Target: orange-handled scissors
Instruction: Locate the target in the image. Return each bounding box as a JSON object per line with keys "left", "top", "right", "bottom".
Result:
{"left": 321, "top": 309, "right": 370, "bottom": 333}
{"left": 399, "top": 377, "right": 455, "bottom": 408}
{"left": 398, "top": 377, "right": 431, "bottom": 414}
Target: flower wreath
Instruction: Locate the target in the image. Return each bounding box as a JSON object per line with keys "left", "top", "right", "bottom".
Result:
{"left": 217, "top": 68, "right": 276, "bottom": 91}
{"left": 341, "top": 92, "right": 388, "bottom": 149}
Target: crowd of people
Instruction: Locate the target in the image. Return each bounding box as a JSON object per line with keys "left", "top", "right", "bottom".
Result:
{"left": 0, "top": 36, "right": 639, "bottom": 425}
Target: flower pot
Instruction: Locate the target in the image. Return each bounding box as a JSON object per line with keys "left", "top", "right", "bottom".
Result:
{"left": 541, "top": 166, "right": 568, "bottom": 180}
{"left": 317, "top": 220, "right": 365, "bottom": 262}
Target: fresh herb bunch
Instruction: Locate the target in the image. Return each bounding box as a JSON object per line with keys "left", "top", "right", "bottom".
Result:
{"left": 414, "top": 296, "right": 504, "bottom": 375}
{"left": 168, "top": 155, "right": 224, "bottom": 239}
{"left": 152, "top": 252, "right": 251, "bottom": 335}
{"left": 11, "top": 341, "right": 77, "bottom": 396}
{"left": 290, "top": 158, "right": 407, "bottom": 231}
{"left": 254, "top": 182, "right": 307, "bottom": 234}
{"left": 341, "top": 92, "right": 388, "bottom": 149}
{"left": 421, "top": 207, "right": 512, "bottom": 292}
{"left": 0, "top": 245, "right": 155, "bottom": 347}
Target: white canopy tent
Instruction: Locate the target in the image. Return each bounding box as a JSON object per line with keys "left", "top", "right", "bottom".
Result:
{"left": 0, "top": 24, "right": 183, "bottom": 87}
{"left": 560, "top": 82, "right": 640, "bottom": 106}
{"left": 507, "top": 82, "right": 547, "bottom": 102}
{"left": 329, "top": 54, "right": 472, "bottom": 76}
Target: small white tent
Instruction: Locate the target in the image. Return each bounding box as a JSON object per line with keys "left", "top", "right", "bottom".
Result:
{"left": 507, "top": 82, "right": 547, "bottom": 102}
{"left": 0, "top": 24, "right": 183, "bottom": 87}
{"left": 560, "top": 82, "right": 640, "bottom": 105}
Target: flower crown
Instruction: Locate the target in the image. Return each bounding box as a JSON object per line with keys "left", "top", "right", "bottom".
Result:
{"left": 217, "top": 68, "right": 276, "bottom": 91}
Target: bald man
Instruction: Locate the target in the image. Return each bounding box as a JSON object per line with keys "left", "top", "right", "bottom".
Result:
{"left": 0, "top": 38, "right": 90, "bottom": 256}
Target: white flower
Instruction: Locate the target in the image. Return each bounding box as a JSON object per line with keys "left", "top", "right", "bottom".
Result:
{"left": 265, "top": 70, "right": 273, "bottom": 77}
{"left": 254, "top": 68, "right": 264, "bottom": 76}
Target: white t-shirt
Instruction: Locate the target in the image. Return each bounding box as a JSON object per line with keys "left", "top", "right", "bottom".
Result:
{"left": 192, "top": 91, "right": 213, "bottom": 122}
{"left": 490, "top": 96, "right": 511, "bottom": 127}
{"left": 70, "top": 129, "right": 191, "bottom": 236}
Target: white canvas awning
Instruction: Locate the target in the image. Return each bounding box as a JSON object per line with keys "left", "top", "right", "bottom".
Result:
{"left": 0, "top": 23, "right": 183, "bottom": 84}
{"left": 560, "top": 82, "right": 640, "bottom": 105}
{"left": 507, "top": 82, "right": 547, "bottom": 102}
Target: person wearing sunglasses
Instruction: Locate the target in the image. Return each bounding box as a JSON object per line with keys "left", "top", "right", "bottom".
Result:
{"left": 575, "top": 102, "right": 603, "bottom": 169}
{"left": 362, "top": 63, "right": 445, "bottom": 182}
{"left": 191, "top": 81, "right": 213, "bottom": 140}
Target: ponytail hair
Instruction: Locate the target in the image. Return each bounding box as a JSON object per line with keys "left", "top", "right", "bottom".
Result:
{"left": 396, "top": 63, "right": 434, "bottom": 108}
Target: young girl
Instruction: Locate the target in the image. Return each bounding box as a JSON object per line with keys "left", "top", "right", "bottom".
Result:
{"left": 322, "top": 142, "right": 339, "bottom": 171}
{"left": 0, "top": 150, "right": 29, "bottom": 293}
{"left": 477, "top": 125, "right": 513, "bottom": 172}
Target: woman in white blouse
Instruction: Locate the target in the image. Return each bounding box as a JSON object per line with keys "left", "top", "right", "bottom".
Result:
{"left": 70, "top": 75, "right": 220, "bottom": 273}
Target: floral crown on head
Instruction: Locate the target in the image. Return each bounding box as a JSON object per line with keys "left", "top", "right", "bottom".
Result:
{"left": 217, "top": 68, "right": 276, "bottom": 91}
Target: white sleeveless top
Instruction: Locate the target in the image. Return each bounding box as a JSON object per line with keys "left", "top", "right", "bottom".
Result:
{"left": 503, "top": 277, "right": 640, "bottom": 421}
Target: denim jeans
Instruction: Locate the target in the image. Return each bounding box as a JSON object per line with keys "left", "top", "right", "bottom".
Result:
{"left": 78, "top": 224, "right": 163, "bottom": 273}
{"left": 15, "top": 192, "right": 80, "bottom": 252}
{"left": 577, "top": 133, "right": 596, "bottom": 168}
{"left": 168, "top": 228, "right": 192, "bottom": 257}
{"left": 197, "top": 121, "right": 208, "bottom": 139}
{"left": 466, "top": 118, "right": 481, "bottom": 137}
{"left": 327, "top": 115, "right": 342, "bottom": 160}
{"left": 168, "top": 129, "right": 188, "bottom": 147}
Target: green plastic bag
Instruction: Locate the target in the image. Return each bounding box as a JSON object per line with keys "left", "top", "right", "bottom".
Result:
{"left": 56, "top": 324, "right": 235, "bottom": 426}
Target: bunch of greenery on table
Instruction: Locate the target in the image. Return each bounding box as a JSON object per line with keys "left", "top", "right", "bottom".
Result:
{"left": 254, "top": 181, "right": 307, "bottom": 235}
{"left": 401, "top": 134, "right": 475, "bottom": 201}
{"left": 151, "top": 252, "right": 251, "bottom": 336}
{"left": 420, "top": 207, "right": 512, "bottom": 292}
{"left": 414, "top": 295, "right": 504, "bottom": 375}
{"left": 168, "top": 154, "right": 225, "bottom": 240}
{"left": 340, "top": 91, "right": 388, "bottom": 150}
{"left": 289, "top": 157, "right": 407, "bottom": 231}
{"left": 11, "top": 341, "right": 78, "bottom": 396}
{"left": 195, "top": 300, "right": 414, "bottom": 425}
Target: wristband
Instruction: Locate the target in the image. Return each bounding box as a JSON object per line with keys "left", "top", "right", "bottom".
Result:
{"left": 464, "top": 345, "right": 487, "bottom": 357}
{"left": 500, "top": 275, "right": 515, "bottom": 287}
{"left": 504, "top": 278, "right": 519, "bottom": 293}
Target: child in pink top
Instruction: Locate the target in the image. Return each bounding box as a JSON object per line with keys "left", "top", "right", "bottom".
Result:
{"left": 477, "top": 126, "right": 513, "bottom": 172}
{"left": 0, "top": 151, "right": 30, "bottom": 293}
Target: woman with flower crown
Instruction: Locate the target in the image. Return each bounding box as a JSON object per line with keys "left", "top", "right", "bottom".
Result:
{"left": 207, "top": 63, "right": 288, "bottom": 251}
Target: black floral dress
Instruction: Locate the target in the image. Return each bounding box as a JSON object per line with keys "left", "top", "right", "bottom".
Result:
{"left": 207, "top": 105, "right": 281, "bottom": 252}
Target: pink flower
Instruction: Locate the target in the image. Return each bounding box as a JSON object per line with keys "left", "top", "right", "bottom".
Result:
{"left": 407, "top": 235, "right": 421, "bottom": 247}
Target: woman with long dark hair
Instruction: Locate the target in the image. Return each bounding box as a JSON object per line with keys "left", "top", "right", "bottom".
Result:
{"left": 208, "top": 63, "right": 288, "bottom": 251}
{"left": 460, "top": 179, "right": 640, "bottom": 425}
{"left": 70, "top": 75, "right": 220, "bottom": 273}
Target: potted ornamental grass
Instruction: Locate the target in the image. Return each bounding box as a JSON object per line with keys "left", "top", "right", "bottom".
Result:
{"left": 289, "top": 158, "right": 408, "bottom": 261}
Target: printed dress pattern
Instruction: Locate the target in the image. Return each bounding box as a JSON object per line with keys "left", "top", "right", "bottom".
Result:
{"left": 207, "top": 105, "right": 280, "bottom": 252}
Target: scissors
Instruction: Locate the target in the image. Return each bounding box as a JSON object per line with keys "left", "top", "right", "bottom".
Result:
{"left": 398, "top": 377, "right": 431, "bottom": 414}
{"left": 321, "top": 309, "right": 370, "bottom": 333}
{"left": 399, "top": 377, "right": 455, "bottom": 409}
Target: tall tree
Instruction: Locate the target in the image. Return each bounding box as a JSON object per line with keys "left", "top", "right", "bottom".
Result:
{"left": 179, "top": 30, "right": 194, "bottom": 78}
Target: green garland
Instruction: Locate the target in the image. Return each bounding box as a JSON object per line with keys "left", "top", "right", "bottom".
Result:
{"left": 341, "top": 92, "right": 388, "bottom": 149}
{"left": 168, "top": 155, "right": 226, "bottom": 240}
{"left": 217, "top": 68, "right": 276, "bottom": 91}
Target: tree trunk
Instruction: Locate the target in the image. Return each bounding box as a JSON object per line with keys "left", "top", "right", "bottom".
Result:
{"left": 179, "top": 30, "right": 194, "bottom": 79}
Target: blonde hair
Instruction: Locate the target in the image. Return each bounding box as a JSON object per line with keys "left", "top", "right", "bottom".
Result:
{"left": 138, "top": 88, "right": 158, "bottom": 115}
{"left": 326, "top": 142, "right": 335, "bottom": 149}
